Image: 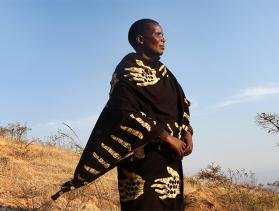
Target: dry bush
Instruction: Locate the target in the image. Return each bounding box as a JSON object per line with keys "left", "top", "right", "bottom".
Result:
{"left": 0, "top": 122, "right": 31, "bottom": 141}
{"left": 196, "top": 163, "right": 279, "bottom": 211}
{"left": 197, "top": 162, "right": 229, "bottom": 184}
{"left": 227, "top": 168, "right": 257, "bottom": 187}
{"left": 44, "top": 123, "right": 84, "bottom": 153}
{"left": 218, "top": 183, "right": 279, "bottom": 211}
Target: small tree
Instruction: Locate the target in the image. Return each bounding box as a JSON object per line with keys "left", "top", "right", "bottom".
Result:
{"left": 256, "top": 113, "right": 279, "bottom": 134}
{"left": 256, "top": 112, "right": 279, "bottom": 146}
{"left": 6, "top": 122, "right": 31, "bottom": 141}
{"left": 197, "top": 162, "right": 229, "bottom": 183}
{"left": 7, "top": 122, "right": 31, "bottom": 141}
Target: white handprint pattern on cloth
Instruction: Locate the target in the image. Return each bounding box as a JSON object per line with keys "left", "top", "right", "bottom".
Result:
{"left": 124, "top": 60, "right": 160, "bottom": 87}
{"left": 118, "top": 168, "right": 145, "bottom": 202}
{"left": 151, "top": 166, "right": 181, "bottom": 200}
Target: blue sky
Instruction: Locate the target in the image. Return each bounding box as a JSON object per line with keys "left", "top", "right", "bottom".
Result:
{"left": 1, "top": 0, "right": 279, "bottom": 184}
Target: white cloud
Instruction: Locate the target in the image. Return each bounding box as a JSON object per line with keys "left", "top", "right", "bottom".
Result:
{"left": 215, "top": 83, "right": 279, "bottom": 108}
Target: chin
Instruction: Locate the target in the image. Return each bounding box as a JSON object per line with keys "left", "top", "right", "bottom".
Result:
{"left": 159, "top": 48, "right": 165, "bottom": 55}
{"left": 153, "top": 50, "right": 164, "bottom": 56}
{"left": 145, "top": 50, "right": 164, "bottom": 58}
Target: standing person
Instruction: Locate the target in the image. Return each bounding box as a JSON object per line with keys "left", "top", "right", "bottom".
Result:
{"left": 52, "top": 19, "right": 193, "bottom": 211}
{"left": 116, "top": 19, "right": 193, "bottom": 210}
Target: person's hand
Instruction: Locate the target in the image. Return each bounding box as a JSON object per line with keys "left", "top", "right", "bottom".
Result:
{"left": 159, "top": 131, "right": 186, "bottom": 160}
{"left": 181, "top": 131, "right": 193, "bottom": 156}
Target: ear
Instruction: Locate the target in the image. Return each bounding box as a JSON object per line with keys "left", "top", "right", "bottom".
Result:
{"left": 136, "top": 35, "right": 144, "bottom": 45}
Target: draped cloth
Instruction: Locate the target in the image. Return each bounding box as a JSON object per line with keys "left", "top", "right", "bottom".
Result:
{"left": 51, "top": 53, "right": 192, "bottom": 210}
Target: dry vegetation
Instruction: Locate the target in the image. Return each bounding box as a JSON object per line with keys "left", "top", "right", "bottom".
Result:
{"left": 0, "top": 137, "right": 119, "bottom": 210}
{"left": 0, "top": 137, "right": 279, "bottom": 211}
{"left": 185, "top": 163, "right": 279, "bottom": 211}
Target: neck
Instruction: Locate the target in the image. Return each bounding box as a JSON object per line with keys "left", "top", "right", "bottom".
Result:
{"left": 136, "top": 51, "right": 160, "bottom": 62}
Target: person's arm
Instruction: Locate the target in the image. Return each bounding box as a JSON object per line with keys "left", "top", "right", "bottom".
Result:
{"left": 181, "top": 129, "right": 193, "bottom": 156}
{"left": 181, "top": 98, "right": 193, "bottom": 156}
{"left": 158, "top": 130, "right": 187, "bottom": 160}
{"left": 168, "top": 71, "right": 193, "bottom": 157}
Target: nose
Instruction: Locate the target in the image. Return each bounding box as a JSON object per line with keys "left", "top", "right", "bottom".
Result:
{"left": 162, "top": 35, "right": 166, "bottom": 43}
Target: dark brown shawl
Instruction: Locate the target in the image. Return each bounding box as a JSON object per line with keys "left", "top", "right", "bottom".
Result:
{"left": 51, "top": 53, "right": 191, "bottom": 200}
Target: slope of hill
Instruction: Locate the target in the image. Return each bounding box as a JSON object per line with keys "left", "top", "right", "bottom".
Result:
{"left": 0, "top": 137, "right": 278, "bottom": 210}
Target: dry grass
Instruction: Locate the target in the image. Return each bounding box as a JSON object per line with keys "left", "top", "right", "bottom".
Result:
{"left": 184, "top": 177, "right": 279, "bottom": 211}
{"left": 0, "top": 137, "right": 278, "bottom": 211}
{"left": 186, "top": 163, "right": 279, "bottom": 211}
{"left": 0, "top": 137, "right": 120, "bottom": 210}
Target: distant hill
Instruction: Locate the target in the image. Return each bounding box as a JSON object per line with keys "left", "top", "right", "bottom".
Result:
{"left": 0, "top": 137, "right": 278, "bottom": 210}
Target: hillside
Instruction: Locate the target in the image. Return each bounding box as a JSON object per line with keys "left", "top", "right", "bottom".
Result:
{"left": 0, "top": 137, "right": 278, "bottom": 211}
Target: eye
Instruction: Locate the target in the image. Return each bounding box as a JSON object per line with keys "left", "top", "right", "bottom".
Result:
{"left": 155, "top": 32, "right": 164, "bottom": 38}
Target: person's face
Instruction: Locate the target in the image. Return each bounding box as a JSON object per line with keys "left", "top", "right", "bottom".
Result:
{"left": 137, "top": 23, "right": 166, "bottom": 57}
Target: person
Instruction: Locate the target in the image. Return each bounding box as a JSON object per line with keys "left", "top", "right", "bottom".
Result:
{"left": 115, "top": 19, "right": 193, "bottom": 210}
{"left": 51, "top": 19, "right": 193, "bottom": 211}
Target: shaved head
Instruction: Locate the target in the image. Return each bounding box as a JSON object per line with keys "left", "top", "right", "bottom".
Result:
{"left": 128, "top": 19, "right": 159, "bottom": 50}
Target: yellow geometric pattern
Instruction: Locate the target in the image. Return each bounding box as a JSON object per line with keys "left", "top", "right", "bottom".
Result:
{"left": 92, "top": 152, "right": 110, "bottom": 169}
{"left": 158, "top": 64, "right": 165, "bottom": 72}
{"left": 159, "top": 64, "right": 168, "bottom": 77}
{"left": 151, "top": 166, "right": 181, "bottom": 200}
{"left": 174, "top": 122, "right": 182, "bottom": 139}
{"left": 183, "top": 112, "right": 190, "bottom": 121}
{"left": 130, "top": 113, "right": 151, "bottom": 131}
{"left": 182, "top": 124, "right": 189, "bottom": 132}
{"left": 118, "top": 169, "right": 145, "bottom": 202}
{"left": 120, "top": 125, "right": 144, "bottom": 140}
{"left": 84, "top": 164, "right": 100, "bottom": 175}
{"left": 140, "top": 111, "right": 147, "bottom": 117}
{"left": 166, "top": 123, "right": 174, "bottom": 136}
{"left": 110, "top": 134, "right": 132, "bottom": 151}
{"left": 184, "top": 98, "right": 191, "bottom": 107}
{"left": 101, "top": 143, "right": 121, "bottom": 160}
{"left": 174, "top": 122, "right": 189, "bottom": 138}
